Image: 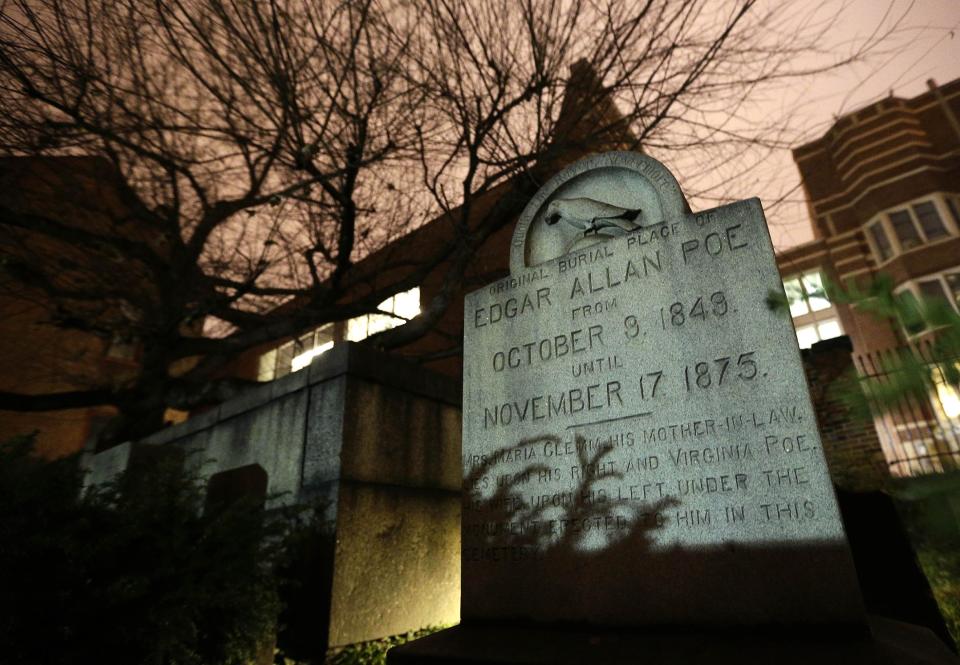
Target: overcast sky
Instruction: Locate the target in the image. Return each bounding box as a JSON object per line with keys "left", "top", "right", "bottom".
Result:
{"left": 688, "top": 0, "right": 960, "bottom": 251}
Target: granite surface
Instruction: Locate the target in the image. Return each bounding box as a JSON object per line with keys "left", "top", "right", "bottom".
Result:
{"left": 461, "top": 152, "right": 864, "bottom": 626}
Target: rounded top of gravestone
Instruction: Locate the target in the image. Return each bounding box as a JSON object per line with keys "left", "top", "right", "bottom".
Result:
{"left": 509, "top": 152, "right": 689, "bottom": 275}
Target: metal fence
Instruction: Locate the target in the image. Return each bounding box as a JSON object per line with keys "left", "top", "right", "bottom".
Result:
{"left": 854, "top": 344, "right": 960, "bottom": 477}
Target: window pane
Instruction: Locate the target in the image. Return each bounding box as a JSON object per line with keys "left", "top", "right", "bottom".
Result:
{"left": 946, "top": 197, "right": 960, "bottom": 225}
{"left": 896, "top": 291, "right": 926, "bottom": 334}
{"left": 377, "top": 293, "right": 397, "bottom": 314}
{"left": 783, "top": 278, "right": 808, "bottom": 316}
{"left": 889, "top": 210, "right": 922, "bottom": 249}
{"left": 346, "top": 316, "right": 369, "bottom": 341}
{"left": 365, "top": 312, "right": 398, "bottom": 337}
{"left": 918, "top": 278, "right": 948, "bottom": 303}
{"left": 912, "top": 201, "right": 947, "bottom": 240}
{"left": 801, "top": 272, "right": 830, "bottom": 312}
{"left": 868, "top": 222, "right": 893, "bottom": 261}
{"left": 297, "top": 332, "right": 315, "bottom": 354}
{"left": 795, "top": 325, "right": 818, "bottom": 349}
{"left": 316, "top": 324, "right": 335, "bottom": 346}
{"left": 394, "top": 287, "right": 421, "bottom": 319}
{"left": 945, "top": 273, "right": 960, "bottom": 308}
{"left": 935, "top": 374, "right": 960, "bottom": 419}
{"left": 291, "top": 340, "right": 333, "bottom": 372}
{"left": 817, "top": 319, "right": 842, "bottom": 340}
{"left": 257, "top": 348, "right": 277, "bottom": 382}
{"left": 275, "top": 342, "right": 294, "bottom": 379}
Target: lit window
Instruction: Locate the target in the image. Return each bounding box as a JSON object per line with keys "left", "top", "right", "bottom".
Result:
{"left": 795, "top": 325, "right": 819, "bottom": 349}
{"left": 817, "top": 319, "right": 842, "bottom": 339}
{"left": 794, "top": 317, "right": 842, "bottom": 349}
{"left": 257, "top": 348, "right": 277, "bottom": 381}
{"left": 257, "top": 287, "right": 421, "bottom": 381}
{"left": 271, "top": 324, "right": 336, "bottom": 378}
{"left": 291, "top": 340, "right": 334, "bottom": 372}
{"left": 272, "top": 343, "right": 292, "bottom": 378}
{"left": 782, "top": 270, "right": 831, "bottom": 317}
{"left": 781, "top": 269, "right": 843, "bottom": 349}
{"left": 802, "top": 272, "right": 830, "bottom": 312}
{"left": 346, "top": 287, "right": 421, "bottom": 342}
{"left": 783, "top": 278, "right": 808, "bottom": 316}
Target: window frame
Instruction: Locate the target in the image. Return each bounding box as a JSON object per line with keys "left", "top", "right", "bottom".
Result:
{"left": 865, "top": 193, "right": 959, "bottom": 265}
{"left": 895, "top": 269, "right": 960, "bottom": 314}
{"left": 257, "top": 287, "right": 421, "bottom": 381}
{"left": 781, "top": 269, "right": 844, "bottom": 349}
{"left": 893, "top": 269, "right": 960, "bottom": 338}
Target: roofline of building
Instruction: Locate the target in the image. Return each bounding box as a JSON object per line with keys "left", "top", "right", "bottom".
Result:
{"left": 792, "top": 77, "right": 960, "bottom": 158}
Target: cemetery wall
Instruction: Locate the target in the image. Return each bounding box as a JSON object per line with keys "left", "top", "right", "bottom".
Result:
{"left": 802, "top": 336, "right": 889, "bottom": 491}
{"left": 82, "top": 343, "right": 462, "bottom": 650}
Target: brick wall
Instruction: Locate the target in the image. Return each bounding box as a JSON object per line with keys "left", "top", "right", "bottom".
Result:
{"left": 802, "top": 335, "right": 890, "bottom": 491}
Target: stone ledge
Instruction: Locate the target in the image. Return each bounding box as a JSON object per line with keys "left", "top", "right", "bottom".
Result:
{"left": 137, "top": 343, "right": 460, "bottom": 448}
{"left": 310, "top": 343, "right": 461, "bottom": 406}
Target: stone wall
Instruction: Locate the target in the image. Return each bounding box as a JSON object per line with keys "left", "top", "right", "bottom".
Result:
{"left": 83, "top": 343, "right": 462, "bottom": 652}
{"left": 802, "top": 336, "right": 890, "bottom": 491}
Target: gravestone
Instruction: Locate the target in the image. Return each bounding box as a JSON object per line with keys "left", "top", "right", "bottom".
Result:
{"left": 459, "top": 151, "right": 862, "bottom": 626}
{"left": 390, "top": 152, "right": 958, "bottom": 663}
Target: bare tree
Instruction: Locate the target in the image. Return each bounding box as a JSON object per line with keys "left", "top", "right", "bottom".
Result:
{"left": 0, "top": 0, "right": 900, "bottom": 444}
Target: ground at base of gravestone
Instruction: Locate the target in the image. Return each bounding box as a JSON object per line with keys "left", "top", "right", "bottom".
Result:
{"left": 387, "top": 616, "right": 958, "bottom": 665}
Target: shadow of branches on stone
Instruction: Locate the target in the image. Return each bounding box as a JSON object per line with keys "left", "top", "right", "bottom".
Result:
{"left": 461, "top": 431, "right": 686, "bottom": 622}
{"left": 460, "top": 431, "right": 866, "bottom": 626}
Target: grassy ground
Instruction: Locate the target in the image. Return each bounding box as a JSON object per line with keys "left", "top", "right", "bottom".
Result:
{"left": 892, "top": 471, "right": 960, "bottom": 645}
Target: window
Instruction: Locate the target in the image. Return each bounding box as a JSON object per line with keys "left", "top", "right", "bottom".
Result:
{"left": 909, "top": 272, "right": 960, "bottom": 312}
{"left": 912, "top": 201, "right": 948, "bottom": 240}
{"left": 867, "top": 195, "right": 958, "bottom": 263}
{"left": 946, "top": 197, "right": 960, "bottom": 226}
{"left": 262, "top": 324, "right": 335, "bottom": 380}
{"left": 795, "top": 325, "right": 820, "bottom": 350}
{"left": 802, "top": 272, "right": 830, "bottom": 312}
{"left": 889, "top": 209, "right": 921, "bottom": 249}
{"left": 946, "top": 273, "right": 960, "bottom": 308}
{"left": 257, "top": 287, "right": 421, "bottom": 381}
{"left": 781, "top": 269, "right": 843, "bottom": 349}
{"left": 817, "top": 319, "right": 842, "bottom": 339}
{"left": 896, "top": 271, "right": 960, "bottom": 336}
{"left": 868, "top": 222, "right": 893, "bottom": 262}
{"left": 291, "top": 331, "right": 335, "bottom": 373}
{"left": 784, "top": 278, "right": 807, "bottom": 317}
{"left": 346, "top": 287, "right": 421, "bottom": 342}
{"left": 917, "top": 278, "right": 948, "bottom": 303}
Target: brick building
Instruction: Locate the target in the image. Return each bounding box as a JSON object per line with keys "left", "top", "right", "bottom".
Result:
{"left": 777, "top": 78, "right": 960, "bottom": 478}
{"left": 0, "top": 157, "right": 146, "bottom": 457}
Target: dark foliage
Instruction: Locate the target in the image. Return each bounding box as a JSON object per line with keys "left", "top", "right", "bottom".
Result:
{"left": 0, "top": 434, "right": 287, "bottom": 665}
